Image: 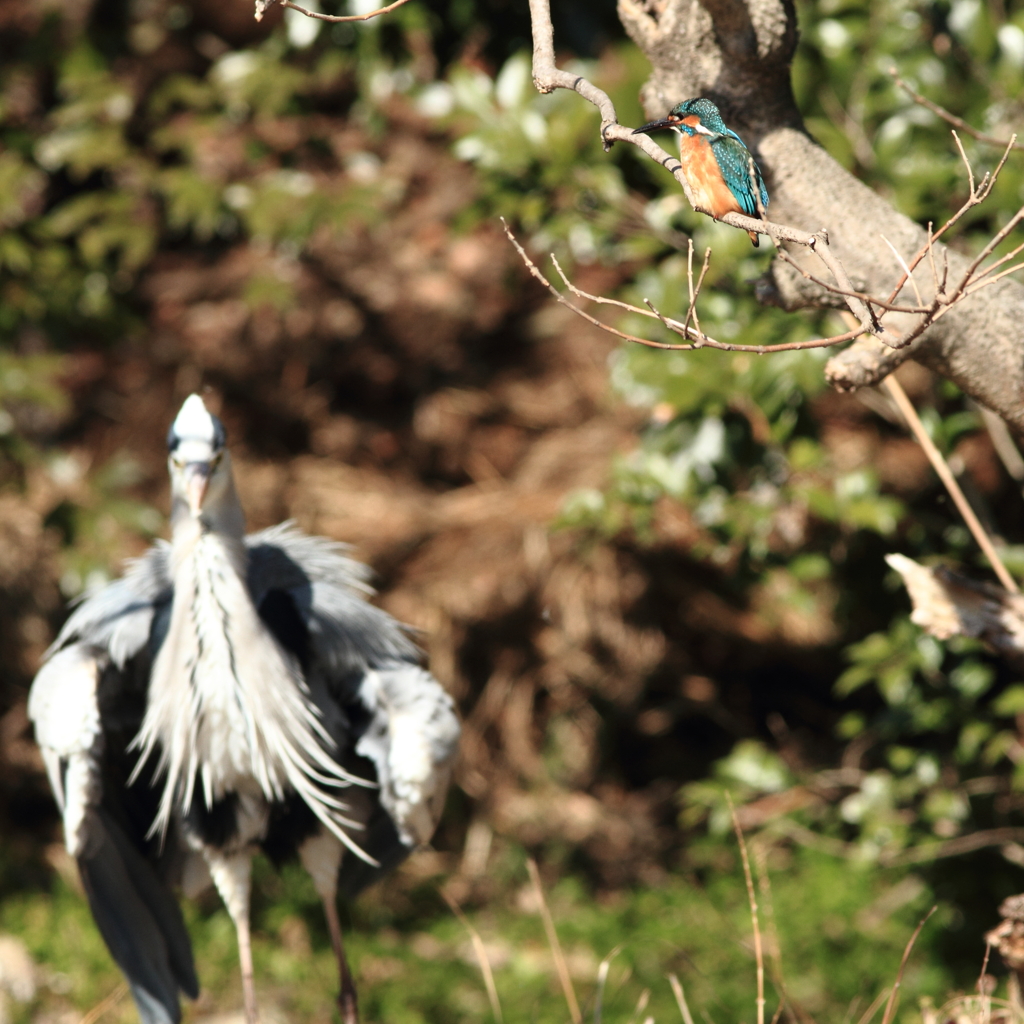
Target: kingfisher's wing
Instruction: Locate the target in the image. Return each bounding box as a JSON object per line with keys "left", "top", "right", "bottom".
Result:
{"left": 30, "top": 562, "right": 197, "bottom": 1024}
{"left": 245, "top": 524, "right": 461, "bottom": 894}
{"left": 711, "top": 135, "right": 769, "bottom": 216}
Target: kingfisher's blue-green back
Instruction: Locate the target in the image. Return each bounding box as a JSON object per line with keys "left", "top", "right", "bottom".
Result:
{"left": 673, "top": 98, "right": 769, "bottom": 217}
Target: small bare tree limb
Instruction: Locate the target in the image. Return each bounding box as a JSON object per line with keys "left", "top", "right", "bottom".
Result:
{"left": 255, "top": 0, "right": 414, "bottom": 22}
{"left": 880, "top": 907, "right": 936, "bottom": 1024}
{"left": 890, "top": 69, "right": 1024, "bottom": 152}
{"left": 526, "top": 0, "right": 909, "bottom": 351}
{"left": 881, "top": 373, "right": 1019, "bottom": 594}
{"left": 504, "top": 219, "right": 862, "bottom": 354}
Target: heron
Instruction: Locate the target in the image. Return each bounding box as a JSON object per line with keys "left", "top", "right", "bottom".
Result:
{"left": 29, "top": 394, "right": 461, "bottom": 1024}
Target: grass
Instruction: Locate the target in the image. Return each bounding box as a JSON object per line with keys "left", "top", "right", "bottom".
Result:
{"left": 0, "top": 835, "right": 990, "bottom": 1024}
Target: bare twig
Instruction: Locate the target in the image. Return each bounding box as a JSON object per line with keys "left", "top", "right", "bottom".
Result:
{"left": 257, "top": 0, "right": 414, "bottom": 22}
{"left": 595, "top": 946, "right": 623, "bottom": 1024}
{"left": 979, "top": 941, "right": 993, "bottom": 1024}
{"left": 527, "top": 857, "right": 582, "bottom": 1024}
{"left": 881, "top": 235, "right": 924, "bottom": 307}
{"left": 891, "top": 69, "right": 1024, "bottom": 152}
{"left": 884, "top": 135, "right": 1017, "bottom": 306}
{"left": 504, "top": 219, "right": 862, "bottom": 354}
{"left": 855, "top": 987, "right": 893, "bottom": 1024}
{"left": 776, "top": 251, "right": 924, "bottom": 313}
{"left": 77, "top": 983, "right": 129, "bottom": 1024}
{"left": 688, "top": 246, "right": 712, "bottom": 342}
{"left": 977, "top": 403, "right": 1024, "bottom": 493}
{"left": 800, "top": 132, "right": 1021, "bottom": 368}
{"left": 969, "top": 239, "right": 1024, "bottom": 284}
{"left": 441, "top": 889, "right": 504, "bottom": 1024}
{"left": 790, "top": 135, "right": 1020, "bottom": 354}
{"left": 953, "top": 132, "right": 976, "bottom": 194}
{"left": 880, "top": 907, "right": 938, "bottom": 1024}
{"left": 669, "top": 974, "right": 697, "bottom": 1024}
{"left": 728, "top": 794, "right": 765, "bottom": 1024}
{"left": 772, "top": 810, "right": 1024, "bottom": 866}
{"left": 526, "top": 0, "right": 904, "bottom": 349}
{"left": 885, "top": 827, "right": 1024, "bottom": 866}
{"left": 881, "top": 373, "right": 1019, "bottom": 593}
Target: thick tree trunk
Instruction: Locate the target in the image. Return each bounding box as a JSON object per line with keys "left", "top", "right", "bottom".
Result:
{"left": 617, "top": 0, "right": 1024, "bottom": 431}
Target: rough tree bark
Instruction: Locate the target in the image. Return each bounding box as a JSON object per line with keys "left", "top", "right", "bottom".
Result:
{"left": 616, "top": 0, "right": 1024, "bottom": 430}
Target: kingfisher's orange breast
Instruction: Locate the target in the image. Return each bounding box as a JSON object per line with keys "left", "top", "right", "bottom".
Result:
{"left": 678, "top": 133, "right": 743, "bottom": 219}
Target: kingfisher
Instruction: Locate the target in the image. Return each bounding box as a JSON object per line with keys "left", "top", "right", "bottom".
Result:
{"left": 634, "top": 98, "right": 769, "bottom": 246}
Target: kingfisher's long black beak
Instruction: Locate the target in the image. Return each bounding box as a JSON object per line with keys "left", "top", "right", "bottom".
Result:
{"left": 633, "top": 117, "right": 679, "bottom": 135}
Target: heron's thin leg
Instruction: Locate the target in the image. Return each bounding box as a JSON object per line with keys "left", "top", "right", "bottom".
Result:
{"left": 298, "top": 830, "right": 356, "bottom": 1022}
{"left": 236, "top": 912, "right": 260, "bottom": 1024}
{"left": 323, "top": 896, "right": 359, "bottom": 1024}
{"left": 207, "top": 851, "right": 260, "bottom": 1024}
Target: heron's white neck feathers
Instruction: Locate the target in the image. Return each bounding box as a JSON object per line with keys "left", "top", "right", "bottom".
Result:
{"left": 131, "top": 524, "right": 376, "bottom": 864}
{"left": 170, "top": 452, "right": 247, "bottom": 541}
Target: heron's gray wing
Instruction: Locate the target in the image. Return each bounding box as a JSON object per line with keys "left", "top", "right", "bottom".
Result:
{"left": 245, "top": 522, "right": 418, "bottom": 676}
{"left": 244, "top": 525, "right": 460, "bottom": 889}
{"left": 338, "top": 663, "right": 460, "bottom": 897}
{"left": 49, "top": 542, "right": 172, "bottom": 668}
{"left": 29, "top": 644, "right": 198, "bottom": 1024}
{"left": 351, "top": 663, "right": 460, "bottom": 847}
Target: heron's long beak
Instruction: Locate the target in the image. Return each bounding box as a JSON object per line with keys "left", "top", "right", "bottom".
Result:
{"left": 633, "top": 117, "right": 679, "bottom": 135}
{"left": 183, "top": 462, "right": 211, "bottom": 516}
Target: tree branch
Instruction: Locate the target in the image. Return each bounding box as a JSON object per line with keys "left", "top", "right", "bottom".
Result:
{"left": 255, "top": 0, "right": 414, "bottom": 22}
{"left": 610, "top": 0, "right": 1024, "bottom": 427}
{"left": 885, "top": 554, "right": 1024, "bottom": 668}
{"left": 527, "top": 0, "right": 906, "bottom": 351}
{"left": 504, "top": 220, "right": 861, "bottom": 355}
{"left": 890, "top": 69, "right": 1024, "bottom": 152}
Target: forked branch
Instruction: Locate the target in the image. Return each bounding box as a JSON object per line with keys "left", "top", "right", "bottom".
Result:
{"left": 526, "top": 0, "right": 905, "bottom": 351}
{"left": 255, "top": 0, "right": 414, "bottom": 22}
{"left": 527, "top": 0, "right": 1024, "bottom": 364}
{"left": 506, "top": 124, "right": 1020, "bottom": 362}
{"left": 503, "top": 219, "right": 862, "bottom": 355}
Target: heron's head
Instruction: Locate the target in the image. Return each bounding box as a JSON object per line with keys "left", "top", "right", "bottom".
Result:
{"left": 167, "top": 395, "right": 233, "bottom": 523}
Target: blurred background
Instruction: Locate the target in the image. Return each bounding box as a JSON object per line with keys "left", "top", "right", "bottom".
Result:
{"left": 3, "top": 0, "right": 1024, "bottom": 1019}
